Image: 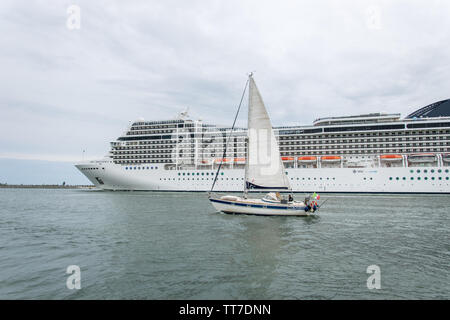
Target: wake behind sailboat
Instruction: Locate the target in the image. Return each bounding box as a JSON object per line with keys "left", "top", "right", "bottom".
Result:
{"left": 208, "top": 74, "right": 321, "bottom": 216}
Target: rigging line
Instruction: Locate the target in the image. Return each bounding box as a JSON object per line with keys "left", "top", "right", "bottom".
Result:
{"left": 210, "top": 78, "right": 249, "bottom": 193}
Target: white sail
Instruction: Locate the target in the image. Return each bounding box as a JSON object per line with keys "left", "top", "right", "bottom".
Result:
{"left": 245, "top": 75, "right": 291, "bottom": 191}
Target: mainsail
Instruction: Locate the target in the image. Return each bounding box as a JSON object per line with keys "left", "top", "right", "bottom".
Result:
{"left": 245, "top": 75, "right": 291, "bottom": 191}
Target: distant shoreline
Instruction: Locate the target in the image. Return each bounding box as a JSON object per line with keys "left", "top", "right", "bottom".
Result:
{"left": 0, "top": 184, "right": 96, "bottom": 189}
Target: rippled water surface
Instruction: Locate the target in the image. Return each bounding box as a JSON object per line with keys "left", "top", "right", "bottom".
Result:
{"left": 0, "top": 189, "right": 448, "bottom": 299}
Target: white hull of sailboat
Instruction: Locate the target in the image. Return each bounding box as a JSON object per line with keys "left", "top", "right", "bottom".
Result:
{"left": 209, "top": 197, "right": 312, "bottom": 216}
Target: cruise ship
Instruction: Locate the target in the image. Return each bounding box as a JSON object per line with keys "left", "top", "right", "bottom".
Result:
{"left": 76, "top": 99, "right": 450, "bottom": 193}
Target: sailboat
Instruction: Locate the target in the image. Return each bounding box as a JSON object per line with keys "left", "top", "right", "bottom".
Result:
{"left": 208, "top": 74, "right": 320, "bottom": 216}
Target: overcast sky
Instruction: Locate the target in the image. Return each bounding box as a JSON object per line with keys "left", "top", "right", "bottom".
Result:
{"left": 1, "top": 0, "right": 450, "bottom": 165}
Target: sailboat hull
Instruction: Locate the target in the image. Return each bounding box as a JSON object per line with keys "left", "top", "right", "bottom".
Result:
{"left": 209, "top": 197, "right": 312, "bottom": 216}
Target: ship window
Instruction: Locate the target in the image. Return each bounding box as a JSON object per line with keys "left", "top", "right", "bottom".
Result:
{"left": 125, "top": 167, "right": 128, "bottom": 170}
{"left": 424, "top": 177, "right": 428, "bottom": 180}
{"left": 432, "top": 177, "right": 435, "bottom": 180}
{"left": 418, "top": 177, "right": 421, "bottom": 180}
{"left": 411, "top": 177, "right": 414, "bottom": 180}
{"left": 446, "top": 170, "right": 449, "bottom": 173}
{"left": 417, "top": 170, "right": 420, "bottom": 173}
{"left": 403, "top": 177, "right": 406, "bottom": 180}
{"left": 221, "top": 172, "right": 224, "bottom": 175}
{"left": 431, "top": 169, "right": 434, "bottom": 173}
{"left": 424, "top": 169, "right": 428, "bottom": 173}
{"left": 389, "top": 177, "right": 393, "bottom": 180}
{"left": 438, "top": 169, "right": 442, "bottom": 173}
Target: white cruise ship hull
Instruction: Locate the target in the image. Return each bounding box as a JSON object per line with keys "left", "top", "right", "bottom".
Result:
{"left": 75, "top": 161, "right": 450, "bottom": 193}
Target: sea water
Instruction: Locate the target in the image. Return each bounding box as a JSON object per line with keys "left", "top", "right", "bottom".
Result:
{"left": 0, "top": 189, "right": 448, "bottom": 299}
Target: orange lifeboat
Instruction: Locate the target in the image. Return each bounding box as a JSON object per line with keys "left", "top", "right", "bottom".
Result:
{"left": 298, "top": 156, "right": 317, "bottom": 162}
{"left": 281, "top": 156, "right": 295, "bottom": 161}
{"left": 380, "top": 154, "right": 403, "bottom": 161}
{"left": 234, "top": 157, "right": 246, "bottom": 164}
{"left": 214, "top": 158, "right": 231, "bottom": 164}
{"left": 199, "top": 159, "right": 212, "bottom": 165}
{"left": 321, "top": 156, "right": 341, "bottom": 162}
